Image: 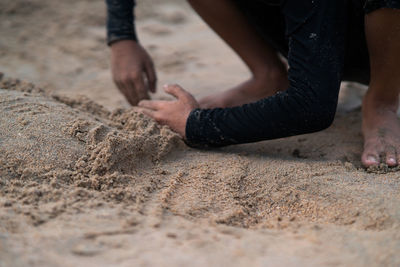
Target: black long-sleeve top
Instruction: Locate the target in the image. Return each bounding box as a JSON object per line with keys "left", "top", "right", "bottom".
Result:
{"left": 106, "top": 0, "right": 138, "bottom": 45}
{"left": 106, "top": 0, "right": 357, "bottom": 148}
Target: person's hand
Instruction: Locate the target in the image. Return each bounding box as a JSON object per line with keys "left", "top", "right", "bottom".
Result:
{"left": 138, "top": 84, "right": 199, "bottom": 138}
{"left": 111, "top": 40, "right": 157, "bottom": 105}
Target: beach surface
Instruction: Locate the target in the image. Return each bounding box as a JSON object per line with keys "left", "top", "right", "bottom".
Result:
{"left": 0, "top": 1, "right": 399, "bottom": 266}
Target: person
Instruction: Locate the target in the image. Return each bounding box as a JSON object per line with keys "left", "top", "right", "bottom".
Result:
{"left": 106, "top": 0, "right": 400, "bottom": 168}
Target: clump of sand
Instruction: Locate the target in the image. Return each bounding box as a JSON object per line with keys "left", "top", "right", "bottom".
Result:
{"left": 0, "top": 76, "right": 182, "bottom": 221}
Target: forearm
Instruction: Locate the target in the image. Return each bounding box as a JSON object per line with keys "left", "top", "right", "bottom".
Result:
{"left": 106, "top": 0, "right": 138, "bottom": 45}
{"left": 185, "top": 0, "right": 347, "bottom": 147}
{"left": 185, "top": 87, "right": 339, "bottom": 147}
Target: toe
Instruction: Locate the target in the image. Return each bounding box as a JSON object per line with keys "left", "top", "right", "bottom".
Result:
{"left": 397, "top": 144, "right": 400, "bottom": 166}
{"left": 362, "top": 151, "right": 380, "bottom": 167}
{"left": 397, "top": 147, "right": 400, "bottom": 167}
{"left": 385, "top": 146, "right": 397, "bottom": 167}
{"left": 386, "top": 155, "right": 397, "bottom": 166}
{"left": 361, "top": 139, "right": 384, "bottom": 168}
{"left": 362, "top": 137, "right": 384, "bottom": 167}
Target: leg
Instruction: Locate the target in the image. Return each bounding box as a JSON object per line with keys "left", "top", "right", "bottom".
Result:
{"left": 187, "top": 0, "right": 288, "bottom": 108}
{"left": 362, "top": 8, "right": 400, "bottom": 167}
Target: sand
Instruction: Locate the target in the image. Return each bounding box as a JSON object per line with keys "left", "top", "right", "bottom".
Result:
{"left": 1, "top": 0, "right": 400, "bottom": 266}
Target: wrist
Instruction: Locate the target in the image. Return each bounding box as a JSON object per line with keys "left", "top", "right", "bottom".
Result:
{"left": 110, "top": 39, "right": 141, "bottom": 56}
{"left": 109, "top": 38, "right": 138, "bottom": 48}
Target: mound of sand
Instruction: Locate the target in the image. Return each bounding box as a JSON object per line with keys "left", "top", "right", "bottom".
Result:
{"left": 0, "top": 77, "right": 182, "bottom": 225}
{"left": 1, "top": 78, "right": 400, "bottom": 266}
{"left": 0, "top": 77, "right": 399, "bottom": 223}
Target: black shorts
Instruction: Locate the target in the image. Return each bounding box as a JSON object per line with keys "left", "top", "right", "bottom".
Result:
{"left": 234, "top": 0, "right": 400, "bottom": 85}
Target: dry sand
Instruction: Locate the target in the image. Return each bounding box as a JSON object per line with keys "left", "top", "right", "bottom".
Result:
{"left": 0, "top": 0, "right": 400, "bottom": 266}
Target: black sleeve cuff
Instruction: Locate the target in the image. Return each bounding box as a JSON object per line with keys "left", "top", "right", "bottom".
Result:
{"left": 185, "top": 108, "right": 237, "bottom": 148}
{"left": 106, "top": 0, "right": 138, "bottom": 46}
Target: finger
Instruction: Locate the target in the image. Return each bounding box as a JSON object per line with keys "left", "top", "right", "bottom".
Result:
{"left": 137, "top": 107, "right": 165, "bottom": 125}
{"left": 120, "top": 80, "right": 139, "bottom": 106}
{"left": 133, "top": 74, "right": 150, "bottom": 102}
{"left": 144, "top": 60, "right": 157, "bottom": 93}
{"left": 138, "top": 100, "right": 165, "bottom": 111}
{"left": 137, "top": 107, "right": 156, "bottom": 119}
{"left": 114, "top": 79, "right": 123, "bottom": 91}
{"left": 115, "top": 79, "right": 129, "bottom": 98}
{"left": 164, "top": 84, "right": 190, "bottom": 100}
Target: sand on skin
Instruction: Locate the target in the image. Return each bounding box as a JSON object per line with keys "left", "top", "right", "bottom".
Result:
{"left": 0, "top": 0, "right": 400, "bottom": 266}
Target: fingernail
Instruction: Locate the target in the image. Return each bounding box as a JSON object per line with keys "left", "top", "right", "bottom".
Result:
{"left": 163, "top": 84, "right": 169, "bottom": 89}
{"left": 387, "top": 158, "right": 396, "bottom": 164}
{"left": 367, "top": 156, "right": 378, "bottom": 163}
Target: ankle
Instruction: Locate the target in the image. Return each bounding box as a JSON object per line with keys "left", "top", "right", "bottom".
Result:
{"left": 363, "top": 89, "right": 399, "bottom": 113}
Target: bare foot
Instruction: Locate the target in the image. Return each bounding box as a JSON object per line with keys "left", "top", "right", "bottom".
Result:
{"left": 199, "top": 68, "right": 288, "bottom": 109}
{"left": 362, "top": 92, "right": 400, "bottom": 167}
